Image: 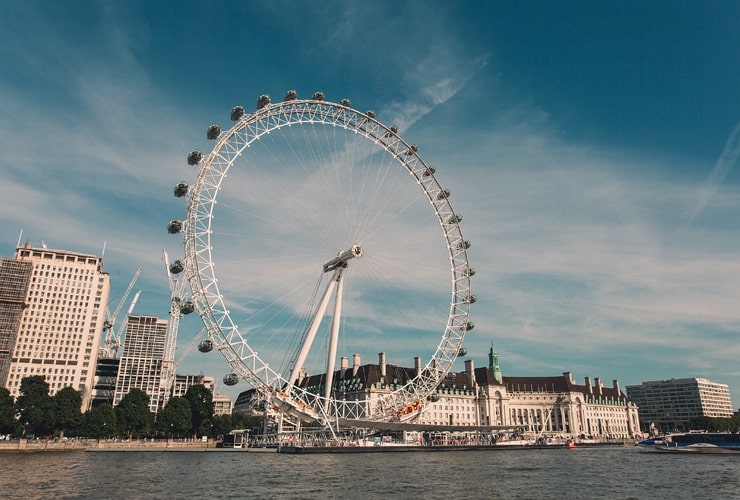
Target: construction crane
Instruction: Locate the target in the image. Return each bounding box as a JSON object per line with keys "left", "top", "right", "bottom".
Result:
{"left": 110, "top": 290, "right": 142, "bottom": 357}
{"left": 100, "top": 267, "right": 142, "bottom": 359}
{"left": 160, "top": 249, "right": 194, "bottom": 408}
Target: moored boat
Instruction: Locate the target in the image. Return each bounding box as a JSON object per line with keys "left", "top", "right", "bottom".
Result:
{"left": 636, "top": 432, "right": 740, "bottom": 454}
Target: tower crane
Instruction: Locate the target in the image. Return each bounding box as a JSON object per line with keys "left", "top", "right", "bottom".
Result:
{"left": 100, "top": 267, "right": 142, "bottom": 359}
{"left": 110, "top": 290, "right": 142, "bottom": 357}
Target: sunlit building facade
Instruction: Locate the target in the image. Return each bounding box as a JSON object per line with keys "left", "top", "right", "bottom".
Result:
{"left": 626, "top": 377, "right": 734, "bottom": 432}
{"left": 113, "top": 315, "right": 168, "bottom": 413}
{"left": 3, "top": 244, "right": 110, "bottom": 410}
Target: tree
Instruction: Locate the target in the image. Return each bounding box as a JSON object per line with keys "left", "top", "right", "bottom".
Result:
{"left": 115, "top": 389, "right": 152, "bottom": 439}
{"left": 212, "top": 413, "right": 232, "bottom": 438}
{"left": 155, "top": 397, "right": 191, "bottom": 437}
{"left": 83, "top": 403, "right": 117, "bottom": 438}
{"left": 15, "top": 376, "right": 54, "bottom": 437}
{"left": 53, "top": 387, "right": 82, "bottom": 438}
{"left": 0, "top": 387, "right": 19, "bottom": 436}
{"left": 184, "top": 384, "right": 214, "bottom": 438}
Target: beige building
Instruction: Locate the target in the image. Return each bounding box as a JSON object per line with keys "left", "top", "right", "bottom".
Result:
{"left": 284, "top": 345, "right": 641, "bottom": 440}
{"left": 4, "top": 243, "right": 110, "bottom": 410}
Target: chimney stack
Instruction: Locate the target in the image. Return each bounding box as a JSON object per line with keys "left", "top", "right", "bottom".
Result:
{"left": 352, "top": 354, "right": 361, "bottom": 377}
{"left": 613, "top": 379, "right": 621, "bottom": 395}
{"left": 465, "top": 359, "right": 476, "bottom": 388}
{"left": 585, "top": 376, "right": 593, "bottom": 394}
{"left": 414, "top": 356, "right": 422, "bottom": 375}
{"left": 595, "top": 377, "right": 603, "bottom": 395}
{"left": 341, "top": 356, "right": 348, "bottom": 371}
{"left": 379, "top": 352, "right": 386, "bottom": 378}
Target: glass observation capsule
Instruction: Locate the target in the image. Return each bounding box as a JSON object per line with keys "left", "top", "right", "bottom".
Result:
{"left": 223, "top": 372, "right": 239, "bottom": 386}
{"left": 198, "top": 339, "right": 214, "bottom": 353}
{"left": 187, "top": 150, "right": 202, "bottom": 166}
{"left": 207, "top": 124, "right": 221, "bottom": 140}
{"left": 180, "top": 300, "right": 195, "bottom": 314}
{"left": 167, "top": 220, "right": 183, "bottom": 234}
{"left": 169, "top": 260, "right": 185, "bottom": 274}
{"left": 174, "top": 182, "right": 189, "bottom": 197}
{"left": 230, "top": 106, "right": 245, "bottom": 121}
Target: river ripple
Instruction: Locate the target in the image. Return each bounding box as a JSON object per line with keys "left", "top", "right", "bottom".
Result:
{"left": 0, "top": 446, "right": 738, "bottom": 499}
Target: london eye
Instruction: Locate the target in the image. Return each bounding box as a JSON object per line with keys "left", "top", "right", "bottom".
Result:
{"left": 168, "top": 90, "right": 474, "bottom": 428}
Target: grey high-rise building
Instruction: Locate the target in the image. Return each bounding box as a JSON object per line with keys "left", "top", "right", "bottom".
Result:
{"left": 113, "top": 315, "right": 168, "bottom": 413}
{"left": 3, "top": 243, "right": 110, "bottom": 410}
{"left": 626, "top": 378, "right": 734, "bottom": 432}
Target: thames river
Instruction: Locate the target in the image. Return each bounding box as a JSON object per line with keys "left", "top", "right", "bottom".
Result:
{"left": 0, "top": 447, "right": 738, "bottom": 499}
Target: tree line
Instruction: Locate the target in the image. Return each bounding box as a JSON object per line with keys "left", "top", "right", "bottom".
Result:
{"left": 0, "top": 375, "right": 261, "bottom": 440}
{"left": 688, "top": 415, "right": 740, "bottom": 433}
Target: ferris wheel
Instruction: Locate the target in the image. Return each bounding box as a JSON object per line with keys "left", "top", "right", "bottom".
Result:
{"left": 168, "top": 90, "right": 474, "bottom": 426}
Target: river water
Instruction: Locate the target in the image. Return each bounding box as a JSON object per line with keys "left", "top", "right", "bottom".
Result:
{"left": 0, "top": 446, "right": 738, "bottom": 499}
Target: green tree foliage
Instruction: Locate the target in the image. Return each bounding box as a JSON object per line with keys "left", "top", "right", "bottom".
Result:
{"left": 212, "top": 413, "right": 232, "bottom": 438}
{"left": 83, "top": 403, "right": 118, "bottom": 438}
{"left": 115, "top": 389, "right": 152, "bottom": 439}
{"left": 185, "top": 384, "right": 214, "bottom": 437}
{"left": 16, "top": 376, "right": 54, "bottom": 437}
{"left": 53, "top": 387, "right": 82, "bottom": 437}
{"left": 232, "top": 412, "right": 263, "bottom": 432}
{"left": 155, "top": 397, "right": 191, "bottom": 437}
{"left": 689, "top": 415, "right": 740, "bottom": 432}
{"left": 0, "top": 387, "right": 19, "bottom": 436}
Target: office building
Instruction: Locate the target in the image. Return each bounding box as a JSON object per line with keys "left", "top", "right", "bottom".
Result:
{"left": 626, "top": 378, "right": 734, "bottom": 432}
{"left": 113, "top": 315, "right": 168, "bottom": 413}
{"left": 3, "top": 243, "right": 110, "bottom": 410}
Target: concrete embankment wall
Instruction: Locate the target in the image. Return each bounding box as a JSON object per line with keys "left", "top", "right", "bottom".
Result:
{"left": 0, "top": 438, "right": 215, "bottom": 452}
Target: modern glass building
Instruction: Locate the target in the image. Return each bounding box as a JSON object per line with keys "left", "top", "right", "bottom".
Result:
{"left": 113, "top": 315, "right": 168, "bottom": 413}
{"left": 626, "top": 378, "right": 734, "bottom": 432}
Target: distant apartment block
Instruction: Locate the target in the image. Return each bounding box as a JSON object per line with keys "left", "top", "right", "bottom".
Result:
{"left": 114, "top": 315, "right": 168, "bottom": 413}
{"left": 171, "top": 374, "right": 215, "bottom": 398}
{"left": 3, "top": 244, "right": 110, "bottom": 410}
{"left": 626, "top": 378, "right": 734, "bottom": 432}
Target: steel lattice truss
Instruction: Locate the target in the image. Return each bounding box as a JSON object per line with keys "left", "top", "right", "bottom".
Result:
{"left": 181, "top": 97, "right": 473, "bottom": 425}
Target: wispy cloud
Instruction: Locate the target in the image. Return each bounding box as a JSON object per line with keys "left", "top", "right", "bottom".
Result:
{"left": 687, "top": 121, "right": 740, "bottom": 220}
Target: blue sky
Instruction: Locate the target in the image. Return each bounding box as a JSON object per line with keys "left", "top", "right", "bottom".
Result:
{"left": 1, "top": 1, "right": 739, "bottom": 407}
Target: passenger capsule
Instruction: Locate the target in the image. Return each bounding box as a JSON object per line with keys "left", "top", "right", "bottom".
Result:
{"left": 457, "top": 240, "right": 471, "bottom": 251}
{"left": 180, "top": 301, "right": 195, "bottom": 314}
{"left": 467, "top": 294, "right": 477, "bottom": 304}
{"left": 167, "top": 220, "right": 183, "bottom": 234}
{"left": 457, "top": 347, "right": 468, "bottom": 357}
{"left": 366, "top": 110, "right": 376, "bottom": 118}
{"left": 437, "top": 189, "right": 450, "bottom": 200}
{"left": 404, "top": 145, "right": 418, "bottom": 156}
{"left": 339, "top": 98, "right": 351, "bottom": 107}
{"left": 169, "top": 260, "right": 185, "bottom": 274}
{"left": 461, "top": 321, "right": 475, "bottom": 332}
{"left": 187, "top": 150, "right": 202, "bottom": 165}
{"left": 466, "top": 267, "right": 476, "bottom": 277}
{"left": 423, "top": 166, "right": 436, "bottom": 177}
{"left": 207, "top": 124, "right": 221, "bottom": 140}
{"left": 257, "top": 94, "right": 271, "bottom": 109}
{"left": 447, "top": 214, "right": 463, "bottom": 224}
{"left": 384, "top": 125, "right": 398, "bottom": 138}
{"left": 312, "top": 91, "right": 325, "bottom": 101}
{"left": 174, "top": 182, "right": 189, "bottom": 198}
{"left": 283, "top": 90, "right": 298, "bottom": 101}
{"left": 230, "top": 106, "right": 245, "bottom": 121}
{"left": 198, "top": 339, "right": 214, "bottom": 353}
{"left": 223, "top": 372, "right": 239, "bottom": 386}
